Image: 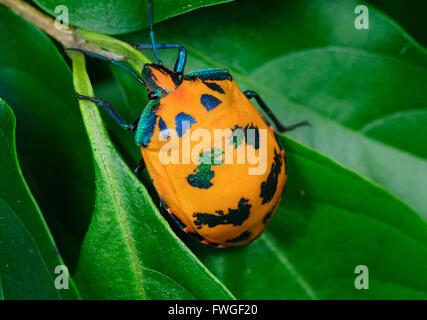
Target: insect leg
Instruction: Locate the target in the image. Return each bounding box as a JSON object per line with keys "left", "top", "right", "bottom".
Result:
{"left": 244, "top": 90, "right": 310, "bottom": 133}
{"left": 134, "top": 158, "right": 146, "bottom": 177}
{"left": 67, "top": 48, "right": 147, "bottom": 87}
{"left": 77, "top": 95, "right": 139, "bottom": 131}
{"left": 132, "top": 43, "right": 187, "bottom": 73}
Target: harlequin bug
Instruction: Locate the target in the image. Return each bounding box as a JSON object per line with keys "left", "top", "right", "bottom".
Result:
{"left": 70, "top": 0, "right": 309, "bottom": 247}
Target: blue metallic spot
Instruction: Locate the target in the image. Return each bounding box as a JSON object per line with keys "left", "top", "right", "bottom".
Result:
{"left": 158, "top": 117, "right": 170, "bottom": 139}
{"left": 158, "top": 117, "right": 167, "bottom": 131}
{"left": 201, "top": 94, "right": 222, "bottom": 111}
{"left": 203, "top": 81, "right": 225, "bottom": 94}
{"left": 175, "top": 112, "right": 196, "bottom": 137}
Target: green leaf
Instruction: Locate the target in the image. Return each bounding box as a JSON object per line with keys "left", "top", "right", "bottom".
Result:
{"left": 0, "top": 199, "right": 60, "bottom": 299}
{"left": 71, "top": 52, "right": 234, "bottom": 300}
{"left": 32, "top": 0, "right": 233, "bottom": 35}
{"left": 190, "top": 137, "right": 427, "bottom": 299}
{"left": 0, "top": 6, "right": 94, "bottom": 267}
{"left": 361, "top": 109, "right": 427, "bottom": 160}
{"left": 0, "top": 100, "right": 79, "bottom": 299}
{"left": 0, "top": 276, "right": 4, "bottom": 300}
{"left": 127, "top": 0, "right": 427, "bottom": 219}
{"left": 367, "top": 0, "right": 427, "bottom": 47}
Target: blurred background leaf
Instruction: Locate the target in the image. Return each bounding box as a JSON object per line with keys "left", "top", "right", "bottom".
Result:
{"left": 366, "top": 0, "right": 427, "bottom": 47}
{"left": 32, "top": 0, "right": 233, "bottom": 34}
{"left": 361, "top": 109, "right": 427, "bottom": 159}
{"left": 0, "top": 199, "right": 60, "bottom": 299}
{"left": 0, "top": 276, "right": 3, "bottom": 299}
{"left": 0, "top": 6, "right": 94, "bottom": 270}
{"left": 0, "top": 100, "right": 79, "bottom": 299}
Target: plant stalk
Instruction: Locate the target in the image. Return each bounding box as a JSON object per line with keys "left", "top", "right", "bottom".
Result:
{"left": 0, "top": 0, "right": 128, "bottom": 60}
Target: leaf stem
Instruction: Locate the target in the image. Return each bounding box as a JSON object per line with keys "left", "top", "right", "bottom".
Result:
{"left": 0, "top": 0, "right": 127, "bottom": 61}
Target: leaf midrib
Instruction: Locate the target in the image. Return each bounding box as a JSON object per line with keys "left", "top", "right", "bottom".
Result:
{"left": 361, "top": 107, "right": 427, "bottom": 132}
{"left": 261, "top": 233, "right": 318, "bottom": 299}
{"left": 88, "top": 111, "right": 147, "bottom": 299}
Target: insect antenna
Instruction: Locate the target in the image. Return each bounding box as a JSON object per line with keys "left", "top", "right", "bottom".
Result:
{"left": 148, "top": 0, "right": 163, "bottom": 65}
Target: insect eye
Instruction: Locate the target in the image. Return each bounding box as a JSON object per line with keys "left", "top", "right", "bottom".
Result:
{"left": 148, "top": 91, "right": 159, "bottom": 100}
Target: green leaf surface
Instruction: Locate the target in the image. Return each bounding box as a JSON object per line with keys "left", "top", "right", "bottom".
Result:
{"left": 125, "top": 0, "right": 427, "bottom": 219}
{"left": 0, "top": 276, "right": 4, "bottom": 300}
{"left": 32, "top": 0, "right": 233, "bottom": 35}
{"left": 0, "top": 6, "right": 94, "bottom": 268}
{"left": 71, "top": 52, "right": 234, "bottom": 300}
{"left": 367, "top": 0, "right": 427, "bottom": 47}
{"left": 0, "top": 199, "right": 60, "bottom": 299}
{"left": 361, "top": 108, "right": 427, "bottom": 160}
{"left": 190, "top": 137, "right": 427, "bottom": 299}
{"left": 0, "top": 101, "right": 78, "bottom": 299}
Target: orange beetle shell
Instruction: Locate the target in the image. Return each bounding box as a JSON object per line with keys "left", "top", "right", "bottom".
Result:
{"left": 140, "top": 68, "right": 286, "bottom": 247}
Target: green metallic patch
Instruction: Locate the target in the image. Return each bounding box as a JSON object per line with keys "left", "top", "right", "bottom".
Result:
{"left": 135, "top": 100, "right": 160, "bottom": 147}
{"left": 186, "top": 149, "right": 223, "bottom": 189}
{"left": 229, "top": 125, "right": 245, "bottom": 149}
{"left": 229, "top": 123, "right": 260, "bottom": 150}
